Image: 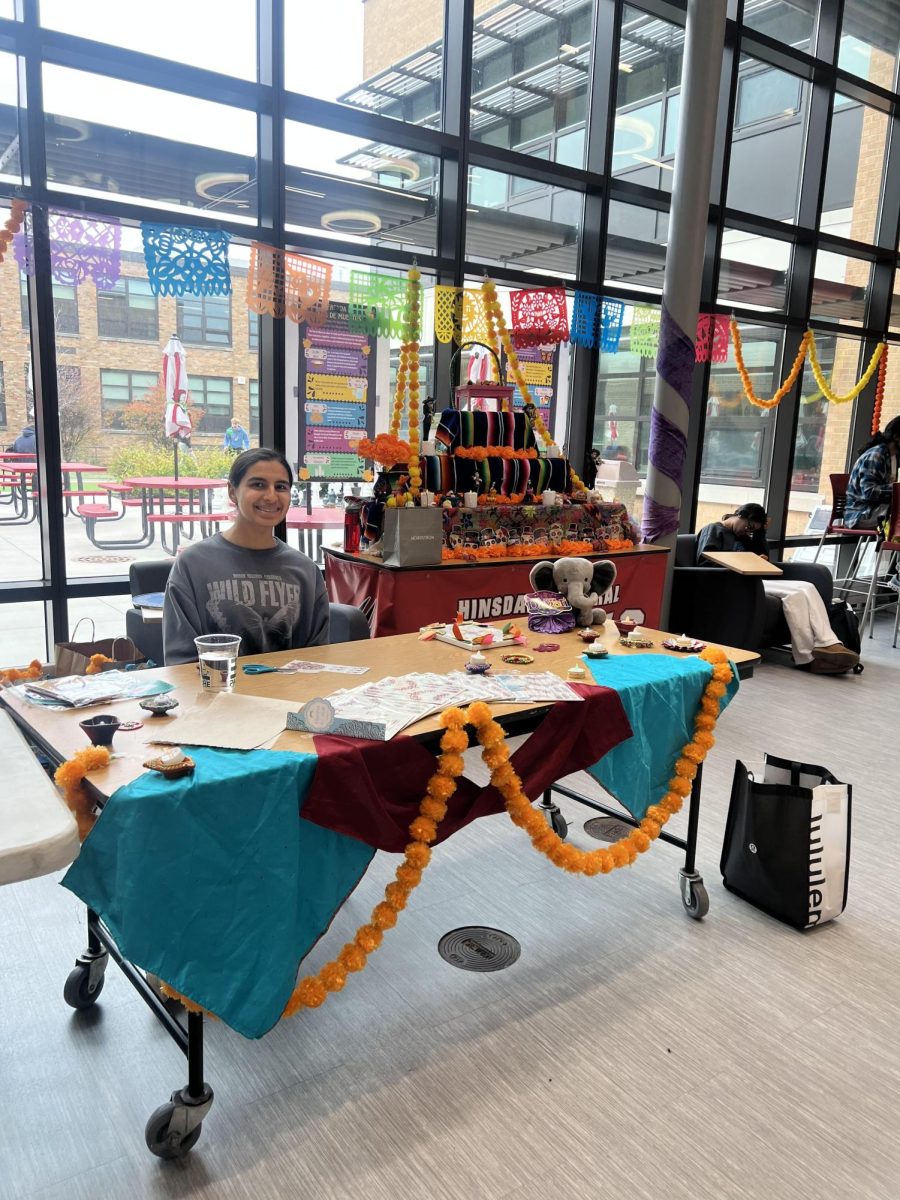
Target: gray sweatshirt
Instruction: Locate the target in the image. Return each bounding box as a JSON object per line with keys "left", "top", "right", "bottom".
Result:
{"left": 163, "top": 533, "right": 330, "bottom": 664}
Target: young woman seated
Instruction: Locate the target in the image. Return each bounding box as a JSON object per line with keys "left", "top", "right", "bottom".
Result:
{"left": 696, "top": 503, "right": 858, "bottom": 675}
{"left": 845, "top": 416, "right": 899, "bottom": 530}
{"left": 163, "top": 448, "right": 329, "bottom": 665}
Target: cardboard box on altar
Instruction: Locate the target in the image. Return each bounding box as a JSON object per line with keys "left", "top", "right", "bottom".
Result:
{"left": 442, "top": 501, "right": 636, "bottom": 552}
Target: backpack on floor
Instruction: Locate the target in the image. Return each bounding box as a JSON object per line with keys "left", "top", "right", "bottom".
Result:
{"left": 827, "top": 600, "right": 863, "bottom": 671}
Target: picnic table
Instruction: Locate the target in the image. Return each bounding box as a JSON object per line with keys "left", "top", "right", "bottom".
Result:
{"left": 0, "top": 461, "right": 107, "bottom": 525}
{"left": 78, "top": 476, "right": 229, "bottom": 554}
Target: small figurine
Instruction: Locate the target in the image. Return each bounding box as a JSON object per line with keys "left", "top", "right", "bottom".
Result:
{"left": 523, "top": 401, "right": 538, "bottom": 425}
{"left": 423, "top": 396, "right": 436, "bottom": 442}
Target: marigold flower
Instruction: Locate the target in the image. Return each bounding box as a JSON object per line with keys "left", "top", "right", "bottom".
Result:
{"left": 339, "top": 943, "right": 368, "bottom": 972}
{"left": 396, "top": 864, "right": 423, "bottom": 888}
{"left": 355, "top": 925, "right": 383, "bottom": 953}
{"left": 385, "top": 882, "right": 411, "bottom": 911}
{"left": 320, "top": 962, "right": 347, "bottom": 993}
{"left": 404, "top": 842, "right": 431, "bottom": 869}
{"left": 437, "top": 752, "right": 465, "bottom": 778}
{"left": 297, "top": 977, "right": 327, "bottom": 1008}
{"left": 420, "top": 797, "right": 448, "bottom": 822}
{"left": 439, "top": 729, "right": 469, "bottom": 754}
{"left": 467, "top": 701, "right": 493, "bottom": 726}
{"left": 630, "top": 830, "right": 651, "bottom": 854}
{"left": 640, "top": 818, "right": 661, "bottom": 840}
{"left": 427, "top": 775, "right": 456, "bottom": 801}
{"left": 372, "top": 902, "right": 398, "bottom": 931}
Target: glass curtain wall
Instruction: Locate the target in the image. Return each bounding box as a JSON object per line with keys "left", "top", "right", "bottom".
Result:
{"left": 3, "top": 0, "right": 900, "bottom": 660}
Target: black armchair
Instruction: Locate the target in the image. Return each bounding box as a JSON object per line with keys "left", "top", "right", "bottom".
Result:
{"left": 669, "top": 535, "right": 834, "bottom": 653}
{"left": 125, "top": 560, "right": 370, "bottom": 665}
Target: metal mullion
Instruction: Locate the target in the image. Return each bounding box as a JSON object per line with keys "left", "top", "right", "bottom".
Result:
{"left": 815, "top": 0, "right": 842, "bottom": 66}
{"left": 433, "top": 0, "right": 474, "bottom": 411}
{"left": 17, "top": 2, "right": 66, "bottom": 645}
{"left": 737, "top": 30, "right": 817, "bottom": 80}
{"left": 466, "top": 142, "right": 590, "bottom": 192}
{"left": 39, "top": 28, "right": 263, "bottom": 112}
{"left": 761, "top": 36, "right": 835, "bottom": 542}
{"left": 565, "top": 0, "right": 621, "bottom": 480}
{"left": 25, "top": 188, "right": 260, "bottom": 239}
{"left": 283, "top": 233, "right": 446, "bottom": 275}
{"left": 256, "top": 0, "right": 285, "bottom": 464}
{"left": 283, "top": 92, "right": 457, "bottom": 158}
{"left": 874, "top": 109, "right": 900, "bottom": 257}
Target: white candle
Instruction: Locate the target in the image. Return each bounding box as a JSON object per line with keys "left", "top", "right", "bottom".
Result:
{"left": 464, "top": 491, "right": 478, "bottom": 509}
{"left": 419, "top": 490, "right": 435, "bottom": 507}
{"left": 542, "top": 490, "right": 557, "bottom": 507}
{"left": 422, "top": 441, "right": 436, "bottom": 456}
{"left": 546, "top": 443, "right": 562, "bottom": 458}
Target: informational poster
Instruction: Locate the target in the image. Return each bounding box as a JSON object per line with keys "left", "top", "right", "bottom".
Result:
{"left": 506, "top": 342, "right": 558, "bottom": 428}
{"left": 297, "top": 301, "right": 377, "bottom": 481}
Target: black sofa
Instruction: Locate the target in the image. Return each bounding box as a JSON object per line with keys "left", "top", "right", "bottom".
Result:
{"left": 126, "top": 560, "right": 370, "bottom": 665}
{"left": 669, "top": 534, "right": 833, "bottom": 653}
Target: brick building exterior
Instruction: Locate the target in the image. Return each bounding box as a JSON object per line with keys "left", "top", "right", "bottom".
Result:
{"left": 1, "top": 250, "right": 258, "bottom": 461}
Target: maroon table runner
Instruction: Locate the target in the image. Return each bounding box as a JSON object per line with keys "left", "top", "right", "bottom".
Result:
{"left": 304, "top": 684, "right": 632, "bottom": 853}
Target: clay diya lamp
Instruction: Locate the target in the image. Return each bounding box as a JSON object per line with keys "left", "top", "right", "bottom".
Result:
{"left": 139, "top": 695, "right": 180, "bottom": 718}
{"left": 79, "top": 714, "right": 121, "bottom": 747}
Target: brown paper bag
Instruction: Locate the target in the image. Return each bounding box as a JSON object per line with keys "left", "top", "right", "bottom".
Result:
{"left": 55, "top": 619, "right": 146, "bottom": 676}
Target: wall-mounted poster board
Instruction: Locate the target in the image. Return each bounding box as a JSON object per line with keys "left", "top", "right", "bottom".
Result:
{"left": 297, "top": 301, "right": 377, "bottom": 481}
{"left": 506, "top": 342, "right": 558, "bottom": 429}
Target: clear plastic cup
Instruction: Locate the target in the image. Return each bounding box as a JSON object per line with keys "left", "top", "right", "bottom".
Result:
{"left": 194, "top": 634, "right": 242, "bottom": 692}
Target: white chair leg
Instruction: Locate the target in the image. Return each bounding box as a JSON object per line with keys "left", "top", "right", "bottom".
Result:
{"left": 893, "top": 594, "right": 900, "bottom": 648}
{"left": 812, "top": 528, "right": 827, "bottom": 564}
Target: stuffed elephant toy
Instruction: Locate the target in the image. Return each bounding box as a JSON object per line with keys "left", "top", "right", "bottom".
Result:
{"left": 528, "top": 557, "right": 617, "bottom": 626}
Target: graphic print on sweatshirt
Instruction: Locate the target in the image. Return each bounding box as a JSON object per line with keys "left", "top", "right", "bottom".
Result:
{"left": 205, "top": 573, "right": 301, "bottom": 654}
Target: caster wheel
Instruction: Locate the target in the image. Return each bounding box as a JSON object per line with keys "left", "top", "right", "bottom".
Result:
{"left": 63, "top": 963, "right": 105, "bottom": 1010}
{"left": 852, "top": 663, "right": 864, "bottom": 674}
{"left": 682, "top": 880, "right": 709, "bottom": 920}
{"left": 547, "top": 809, "right": 568, "bottom": 839}
{"left": 145, "top": 1102, "right": 202, "bottom": 1159}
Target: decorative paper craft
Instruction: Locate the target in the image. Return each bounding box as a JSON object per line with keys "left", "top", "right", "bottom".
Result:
{"left": 141, "top": 223, "right": 232, "bottom": 297}
{"left": 434, "top": 622, "right": 522, "bottom": 650}
{"left": 570, "top": 291, "right": 599, "bottom": 348}
{"left": 695, "top": 313, "right": 729, "bottom": 363}
{"left": 149, "top": 693, "right": 297, "bottom": 751}
{"left": 462, "top": 288, "right": 493, "bottom": 345}
{"left": 19, "top": 673, "right": 174, "bottom": 710}
{"left": 275, "top": 660, "right": 369, "bottom": 675}
{"left": 631, "top": 306, "right": 661, "bottom": 359}
{"left": 434, "top": 284, "right": 464, "bottom": 344}
{"left": 246, "top": 241, "right": 332, "bottom": 325}
{"left": 510, "top": 287, "right": 569, "bottom": 347}
{"left": 600, "top": 298, "right": 626, "bottom": 352}
{"left": 348, "top": 270, "right": 407, "bottom": 337}
{"left": 15, "top": 210, "right": 122, "bottom": 290}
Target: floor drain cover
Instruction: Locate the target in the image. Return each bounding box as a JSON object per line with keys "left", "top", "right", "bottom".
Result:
{"left": 584, "top": 816, "right": 635, "bottom": 842}
{"left": 74, "top": 554, "right": 134, "bottom": 564}
{"left": 438, "top": 927, "right": 521, "bottom": 972}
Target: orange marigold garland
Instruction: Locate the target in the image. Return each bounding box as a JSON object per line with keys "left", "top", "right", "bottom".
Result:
{"left": 54, "top": 746, "right": 111, "bottom": 841}
{"left": 455, "top": 446, "right": 538, "bottom": 461}
{"left": 872, "top": 343, "right": 888, "bottom": 436}
{"left": 465, "top": 647, "right": 733, "bottom": 874}
{"left": 0, "top": 658, "right": 43, "bottom": 684}
{"left": 442, "top": 538, "right": 595, "bottom": 562}
{"left": 281, "top": 705, "right": 471, "bottom": 1017}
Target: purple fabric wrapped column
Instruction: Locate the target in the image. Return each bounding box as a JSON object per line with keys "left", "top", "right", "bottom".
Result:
{"left": 640, "top": 0, "right": 727, "bottom": 620}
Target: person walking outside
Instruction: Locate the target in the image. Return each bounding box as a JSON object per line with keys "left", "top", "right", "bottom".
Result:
{"left": 223, "top": 417, "right": 251, "bottom": 454}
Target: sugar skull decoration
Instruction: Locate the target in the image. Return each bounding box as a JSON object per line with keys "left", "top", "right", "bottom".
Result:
{"left": 527, "top": 557, "right": 618, "bottom": 628}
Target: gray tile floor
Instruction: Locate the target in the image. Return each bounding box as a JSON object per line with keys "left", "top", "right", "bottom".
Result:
{"left": 2, "top": 620, "right": 898, "bottom": 1199}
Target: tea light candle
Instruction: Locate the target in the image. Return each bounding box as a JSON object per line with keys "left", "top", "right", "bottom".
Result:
{"left": 627, "top": 627, "right": 644, "bottom": 642}
{"left": 466, "top": 649, "right": 491, "bottom": 674}
{"left": 675, "top": 632, "right": 692, "bottom": 648}
{"left": 419, "top": 490, "right": 435, "bottom": 507}
{"left": 567, "top": 663, "right": 587, "bottom": 681}
{"left": 546, "top": 443, "right": 562, "bottom": 458}
{"left": 464, "top": 491, "right": 478, "bottom": 509}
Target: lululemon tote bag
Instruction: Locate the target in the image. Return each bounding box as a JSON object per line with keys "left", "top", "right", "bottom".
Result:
{"left": 720, "top": 754, "right": 850, "bottom": 930}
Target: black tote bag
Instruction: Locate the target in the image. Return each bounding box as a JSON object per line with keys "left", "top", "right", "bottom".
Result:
{"left": 720, "top": 754, "right": 851, "bottom": 930}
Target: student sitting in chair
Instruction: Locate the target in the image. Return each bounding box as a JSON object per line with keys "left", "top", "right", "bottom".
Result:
{"left": 163, "top": 448, "right": 329, "bottom": 664}
{"left": 697, "top": 503, "right": 858, "bottom": 675}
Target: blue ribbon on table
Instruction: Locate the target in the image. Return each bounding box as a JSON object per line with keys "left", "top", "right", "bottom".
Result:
{"left": 62, "top": 748, "right": 374, "bottom": 1039}
{"left": 583, "top": 653, "right": 739, "bottom": 819}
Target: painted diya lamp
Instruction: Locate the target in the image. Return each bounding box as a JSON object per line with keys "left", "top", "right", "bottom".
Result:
{"left": 465, "top": 649, "right": 492, "bottom": 674}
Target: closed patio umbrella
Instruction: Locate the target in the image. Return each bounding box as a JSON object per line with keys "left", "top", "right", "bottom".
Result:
{"left": 162, "top": 333, "right": 192, "bottom": 482}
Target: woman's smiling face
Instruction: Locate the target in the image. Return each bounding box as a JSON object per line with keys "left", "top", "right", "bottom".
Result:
{"left": 229, "top": 459, "right": 292, "bottom": 529}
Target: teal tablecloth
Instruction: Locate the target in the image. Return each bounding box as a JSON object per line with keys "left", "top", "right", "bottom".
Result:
{"left": 585, "top": 653, "right": 739, "bottom": 819}
{"left": 62, "top": 748, "right": 374, "bottom": 1038}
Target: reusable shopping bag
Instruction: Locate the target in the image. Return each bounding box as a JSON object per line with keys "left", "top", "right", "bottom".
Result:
{"left": 720, "top": 754, "right": 850, "bottom": 929}
{"left": 55, "top": 618, "right": 145, "bottom": 676}
{"left": 382, "top": 506, "right": 443, "bottom": 567}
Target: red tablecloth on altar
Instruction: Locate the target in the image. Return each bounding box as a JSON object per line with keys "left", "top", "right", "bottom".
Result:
{"left": 324, "top": 545, "right": 669, "bottom": 636}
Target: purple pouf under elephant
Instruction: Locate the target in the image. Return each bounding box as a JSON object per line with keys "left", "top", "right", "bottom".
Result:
{"left": 528, "top": 557, "right": 618, "bottom": 627}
